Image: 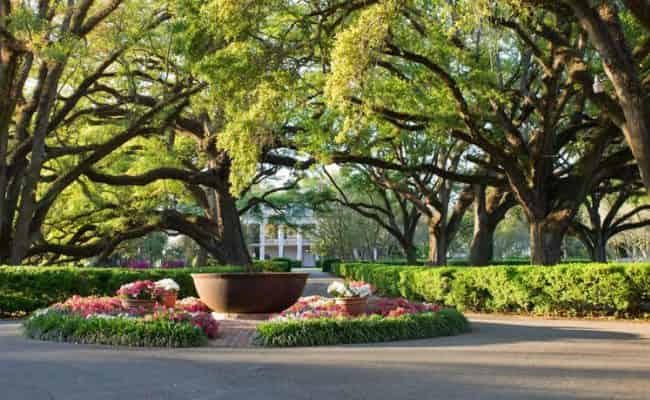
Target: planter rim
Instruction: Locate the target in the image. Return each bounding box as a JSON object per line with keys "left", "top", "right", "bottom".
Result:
{"left": 191, "top": 272, "right": 309, "bottom": 279}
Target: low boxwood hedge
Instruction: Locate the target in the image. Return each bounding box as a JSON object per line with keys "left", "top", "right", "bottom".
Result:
{"left": 333, "top": 262, "right": 650, "bottom": 317}
{"left": 23, "top": 312, "right": 208, "bottom": 347}
{"left": 317, "top": 258, "right": 341, "bottom": 273}
{"left": 255, "top": 308, "right": 470, "bottom": 347}
{"left": 0, "top": 265, "right": 243, "bottom": 316}
{"left": 255, "top": 259, "right": 292, "bottom": 272}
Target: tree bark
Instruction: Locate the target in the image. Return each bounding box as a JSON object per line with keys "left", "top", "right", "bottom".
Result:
{"left": 468, "top": 185, "right": 514, "bottom": 265}
{"left": 211, "top": 187, "right": 251, "bottom": 266}
{"left": 427, "top": 216, "right": 447, "bottom": 266}
{"left": 403, "top": 242, "right": 418, "bottom": 264}
{"left": 568, "top": 1, "right": 650, "bottom": 191}
{"left": 469, "top": 225, "right": 495, "bottom": 266}
{"left": 529, "top": 218, "right": 567, "bottom": 265}
{"left": 591, "top": 234, "right": 608, "bottom": 263}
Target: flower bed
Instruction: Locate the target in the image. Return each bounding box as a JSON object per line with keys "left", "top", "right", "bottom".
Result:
{"left": 255, "top": 295, "right": 469, "bottom": 346}
{"left": 23, "top": 282, "right": 220, "bottom": 347}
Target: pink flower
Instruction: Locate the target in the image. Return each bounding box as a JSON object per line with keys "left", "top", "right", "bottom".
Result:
{"left": 116, "top": 280, "right": 163, "bottom": 300}
{"left": 53, "top": 296, "right": 126, "bottom": 317}
{"left": 269, "top": 295, "right": 443, "bottom": 321}
{"left": 176, "top": 297, "right": 211, "bottom": 313}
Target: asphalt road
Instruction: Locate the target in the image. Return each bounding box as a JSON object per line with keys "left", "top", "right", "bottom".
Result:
{"left": 1, "top": 314, "right": 649, "bottom": 400}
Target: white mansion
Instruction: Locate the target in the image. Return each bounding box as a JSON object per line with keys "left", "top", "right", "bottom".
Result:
{"left": 242, "top": 206, "right": 317, "bottom": 267}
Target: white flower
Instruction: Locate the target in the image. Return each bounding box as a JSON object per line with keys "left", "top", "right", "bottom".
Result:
{"left": 327, "top": 281, "right": 373, "bottom": 298}
{"left": 155, "top": 278, "right": 180, "bottom": 292}
{"left": 327, "top": 281, "right": 348, "bottom": 297}
{"left": 352, "top": 286, "right": 371, "bottom": 298}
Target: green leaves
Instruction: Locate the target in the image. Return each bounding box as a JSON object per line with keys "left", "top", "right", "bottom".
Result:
{"left": 325, "top": 1, "right": 402, "bottom": 107}
{"left": 334, "top": 262, "right": 650, "bottom": 317}
{"left": 255, "top": 308, "right": 470, "bottom": 347}
{"left": 0, "top": 265, "right": 243, "bottom": 316}
{"left": 23, "top": 313, "right": 208, "bottom": 347}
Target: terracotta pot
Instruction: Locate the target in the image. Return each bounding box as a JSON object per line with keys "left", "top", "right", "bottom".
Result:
{"left": 121, "top": 298, "right": 156, "bottom": 313}
{"left": 335, "top": 296, "right": 368, "bottom": 316}
{"left": 191, "top": 272, "right": 308, "bottom": 314}
{"left": 162, "top": 291, "right": 177, "bottom": 308}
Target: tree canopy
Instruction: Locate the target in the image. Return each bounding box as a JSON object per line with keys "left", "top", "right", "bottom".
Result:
{"left": 0, "top": 0, "right": 647, "bottom": 266}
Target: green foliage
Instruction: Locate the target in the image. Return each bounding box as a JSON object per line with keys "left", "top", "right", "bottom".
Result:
{"left": 23, "top": 313, "right": 207, "bottom": 347}
{"left": 0, "top": 265, "right": 242, "bottom": 316}
{"left": 271, "top": 257, "right": 301, "bottom": 270}
{"left": 333, "top": 262, "right": 650, "bottom": 317}
{"left": 252, "top": 260, "right": 292, "bottom": 272}
{"left": 255, "top": 308, "right": 470, "bottom": 347}
{"left": 318, "top": 258, "right": 341, "bottom": 273}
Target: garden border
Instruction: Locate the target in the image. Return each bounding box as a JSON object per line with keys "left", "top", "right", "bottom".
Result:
{"left": 254, "top": 308, "right": 470, "bottom": 347}
{"left": 333, "top": 262, "right": 650, "bottom": 317}
{"left": 23, "top": 312, "right": 209, "bottom": 347}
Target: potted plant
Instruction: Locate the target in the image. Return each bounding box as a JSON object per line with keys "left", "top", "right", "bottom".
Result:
{"left": 116, "top": 280, "right": 162, "bottom": 312}
{"left": 327, "top": 281, "right": 374, "bottom": 316}
{"left": 155, "top": 278, "right": 180, "bottom": 308}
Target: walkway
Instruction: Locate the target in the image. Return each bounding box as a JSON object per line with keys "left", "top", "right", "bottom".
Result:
{"left": 1, "top": 270, "right": 649, "bottom": 399}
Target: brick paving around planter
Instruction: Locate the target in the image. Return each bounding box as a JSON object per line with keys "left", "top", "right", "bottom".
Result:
{"left": 208, "top": 318, "right": 260, "bottom": 347}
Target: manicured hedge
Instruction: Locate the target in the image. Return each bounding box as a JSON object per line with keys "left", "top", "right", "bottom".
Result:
{"left": 0, "top": 265, "right": 242, "bottom": 316}
{"left": 318, "top": 258, "right": 341, "bottom": 273}
{"left": 255, "top": 308, "right": 470, "bottom": 347}
{"left": 272, "top": 257, "right": 302, "bottom": 270}
{"left": 253, "top": 260, "right": 292, "bottom": 272}
{"left": 23, "top": 312, "right": 207, "bottom": 347}
{"left": 333, "top": 262, "right": 650, "bottom": 317}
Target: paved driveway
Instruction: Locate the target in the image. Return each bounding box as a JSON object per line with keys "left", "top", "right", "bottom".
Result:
{"left": 1, "top": 314, "right": 649, "bottom": 400}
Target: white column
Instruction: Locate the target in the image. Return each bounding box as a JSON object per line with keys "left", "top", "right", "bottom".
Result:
{"left": 296, "top": 229, "right": 303, "bottom": 261}
{"left": 259, "top": 218, "right": 266, "bottom": 260}
{"left": 373, "top": 247, "right": 378, "bottom": 261}
{"left": 278, "top": 225, "right": 285, "bottom": 257}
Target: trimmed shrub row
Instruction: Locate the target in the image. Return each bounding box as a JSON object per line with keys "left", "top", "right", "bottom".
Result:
{"left": 317, "top": 258, "right": 341, "bottom": 273}
{"left": 254, "top": 308, "right": 470, "bottom": 347}
{"left": 253, "top": 260, "right": 292, "bottom": 272}
{"left": 0, "top": 265, "right": 243, "bottom": 316}
{"left": 333, "top": 262, "right": 650, "bottom": 317}
{"left": 23, "top": 312, "right": 207, "bottom": 347}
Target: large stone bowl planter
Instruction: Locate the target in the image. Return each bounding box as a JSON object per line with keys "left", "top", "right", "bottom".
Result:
{"left": 191, "top": 273, "right": 309, "bottom": 315}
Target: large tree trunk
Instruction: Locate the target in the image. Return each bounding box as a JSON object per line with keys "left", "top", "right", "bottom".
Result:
{"left": 468, "top": 185, "right": 514, "bottom": 265}
{"left": 402, "top": 241, "right": 418, "bottom": 264}
{"left": 529, "top": 218, "right": 567, "bottom": 265}
{"left": 469, "top": 185, "right": 493, "bottom": 266}
{"left": 469, "top": 224, "right": 495, "bottom": 266}
{"left": 427, "top": 217, "right": 447, "bottom": 266}
{"left": 568, "top": 1, "right": 650, "bottom": 191}
{"left": 591, "top": 234, "right": 608, "bottom": 263}
{"left": 209, "top": 187, "right": 251, "bottom": 266}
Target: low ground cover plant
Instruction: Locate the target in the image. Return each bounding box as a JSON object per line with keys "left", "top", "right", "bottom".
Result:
{"left": 333, "top": 262, "right": 650, "bottom": 317}
{"left": 255, "top": 293, "right": 469, "bottom": 346}
{"left": 23, "top": 282, "right": 219, "bottom": 347}
{"left": 256, "top": 305, "right": 469, "bottom": 347}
